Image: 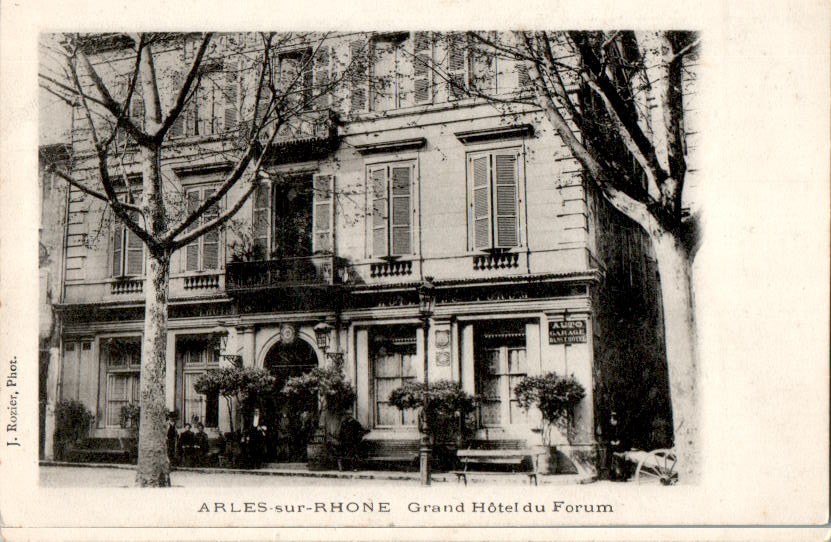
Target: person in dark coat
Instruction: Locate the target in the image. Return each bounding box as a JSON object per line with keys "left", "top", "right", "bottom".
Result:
{"left": 166, "top": 417, "right": 178, "bottom": 466}
{"left": 194, "top": 422, "right": 209, "bottom": 467}
{"left": 178, "top": 423, "right": 195, "bottom": 466}
{"left": 607, "top": 411, "right": 629, "bottom": 481}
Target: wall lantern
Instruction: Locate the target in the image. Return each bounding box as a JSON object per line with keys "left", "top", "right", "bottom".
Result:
{"left": 417, "top": 277, "right": 436, "bottom": 318}
{"left": 313, "top": 322, "right": 332, "bottom": 351}
{"left": 211, "top": 324, "right": 241, "bottom": 367}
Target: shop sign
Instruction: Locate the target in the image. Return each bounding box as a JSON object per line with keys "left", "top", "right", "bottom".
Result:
{"left": 548, "top": 319, "right": 587, "bottom": 344}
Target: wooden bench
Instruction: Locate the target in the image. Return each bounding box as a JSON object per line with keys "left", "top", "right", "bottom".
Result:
{"left": 360, "top": 439, "right": 420, "bottom": 470}
{"left": 65, "top": 438, "right": 135, "bottom": 464}
{"left": 454, "top": 449, "right": 539, "bottom": 485}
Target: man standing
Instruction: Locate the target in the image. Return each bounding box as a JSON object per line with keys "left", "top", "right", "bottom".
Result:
{"left": 178, "top": 423, "right": 195, "bottom": 466}
{"left": 166, "top": 416, "right": 178, "bottom": 467}
{"left": 194, "top": 422, "right": 209, "bottom": 467}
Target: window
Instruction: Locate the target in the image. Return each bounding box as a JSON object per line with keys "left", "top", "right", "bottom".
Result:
{"left": 467, "top": 149, "right": 523, "bottom": 250}
{"left": 367, "top": 162, "right": 414, "bottom": 258}
{"left": 170, "top": 62, "right": 237, "bottom": 138}
{"left": 350, "top": 33, "right": 433, "bottom": 114}
{"left": 475, "top": 322, "right": 528, "bottom": 427}
{"left": 278, "top": 48, "right": 313, "bottom": 109}
{"left": 371, "top": 327, "right": 417, "bottom": 427}
{"left": 183, "top": 187, "right": 220, "bottom": 271}
{"left": 112, "top": 222, "right": 144, "bottom": 278}
{"left": 114, "top": 76, "right": 144, "bottom": 150}
{"left": 101, "top": 337, "right": 141, "bottom": 427}
{"left": 252, "top": 173, "right": 331, "bottom": 259}
{"left": 176, "top": 335, "right": 220, "bottom": 428}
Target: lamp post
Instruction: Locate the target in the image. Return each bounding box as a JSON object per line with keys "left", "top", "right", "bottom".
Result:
{"left": 314, "top": 322, "right": 344, "bottom": 369}
{"left": 417, "top": 278, "right": 436, "bottom": 486}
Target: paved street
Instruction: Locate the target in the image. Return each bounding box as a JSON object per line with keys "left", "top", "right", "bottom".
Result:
{"left": 40, "top": 463, "right": 596, "bottom": 487}
{"left": 40, "top": 465, "right": 407, "bottom": 487}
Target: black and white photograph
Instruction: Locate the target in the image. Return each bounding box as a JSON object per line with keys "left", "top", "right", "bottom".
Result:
{"left": 1, "top": 0, "right": 829, "bottom": 539}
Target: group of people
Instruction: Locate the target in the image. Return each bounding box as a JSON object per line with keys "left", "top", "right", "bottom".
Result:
{"left": 166, "top": 418, "right": 210, "bottom": 467}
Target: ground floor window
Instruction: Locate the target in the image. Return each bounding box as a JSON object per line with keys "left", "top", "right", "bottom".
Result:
{"left": 100, "top": 337, "right": 141, "bottom": 427}
{"left": 176, "top": 335, "right": 220, "bottom": 427}
{"left": 475, "top": 321, "right": 529, "bottom": 427}
{"left": 371, "top": 326, "right": 417, "bottom": 427}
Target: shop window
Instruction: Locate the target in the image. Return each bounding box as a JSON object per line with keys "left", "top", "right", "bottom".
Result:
{"left": 475, "top": 322, "right": 528, "bottom": 427}
{"left": 371, "top": 327, "right": 417, "bottom": 427}
{"left": 101, "top": 337, "right": 141, "bottom": 427}
{"left": 176, "top": 335, "right": 220, "bottom": 428}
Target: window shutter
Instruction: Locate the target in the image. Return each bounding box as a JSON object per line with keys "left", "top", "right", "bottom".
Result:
{"left": 516, "top": 62, "right": 532, "bottom": 92}
{"left": 112, "top": 228, "right": 123, "bottom": 277}
{"left": 312, "top": 174, "right": 333, "bottom": 253}
{"left": 370, "top": 166, "right": 387, "bottom": 257}
{"left": 185, "top": 189, "right": 200, "bottom": 271}
{"left": 223, "top": 63, "right": 239, "bottom": 131}
{"left": 131, "top": 90, "right": 145, "bottom": 129}
{"left": 254, "top": 53, "right": 272, "bottom": 129}
{"left": 390, "top": 165, "right": 411, "bottom": 255}
{"left": 202, "top": 188, "right": 219, "bottom": 269}
{"left": 446, "top": 32, "right": 468, "bottom": 100}
{"left": 314, "top": 46, "right": 330, "bottom": 109}
{"left": 253, "top": 180, "right": 270, "bottom": 258}
{"left": 170, "top": 73, "right": 185, "bottom": 138}
{"left": 472, "top": 155, "right": 491, "bottom": 249}
{"left": 302, "top": 49, "right": 314, "bottom": 107}
{"left": 494, "top": 152, "right": 518, "bottom": 247}
{"left": 413, "top": 32, "right": 432, "bottom": 104}
{"left": 349, "top": 39, "right": 367, "bottom": 113}
{"left": 126, "top": 227, "right": 144, "bottom": 276}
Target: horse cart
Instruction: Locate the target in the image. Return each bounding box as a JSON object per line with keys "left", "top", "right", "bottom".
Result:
{"left": 614, "top": 448, "right": 678, "bottom": 485}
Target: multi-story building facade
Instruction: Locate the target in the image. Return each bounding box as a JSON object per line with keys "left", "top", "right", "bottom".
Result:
{"left": 45, "top": 32, "right": 672, "bottom": 473}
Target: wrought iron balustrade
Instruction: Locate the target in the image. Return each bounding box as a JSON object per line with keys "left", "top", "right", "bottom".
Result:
{"left": 226, "top": 255, "right": 336, "bottom": 293}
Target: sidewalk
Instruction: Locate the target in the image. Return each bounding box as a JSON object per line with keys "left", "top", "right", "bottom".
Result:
{"left": 39, "top": 461, "right": 596, "bottom": 486}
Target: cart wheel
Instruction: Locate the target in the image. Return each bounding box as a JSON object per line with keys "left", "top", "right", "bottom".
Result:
{"left": 635, "top": 448, "right": 678, "bottom": 485}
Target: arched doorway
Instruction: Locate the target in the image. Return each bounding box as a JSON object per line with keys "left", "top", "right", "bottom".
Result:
{"left": 263, "top": 338, "right": 319, "bottom": 462}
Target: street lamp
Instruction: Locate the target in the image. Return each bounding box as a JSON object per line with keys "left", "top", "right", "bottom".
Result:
{"left": 314, "top": 321, "right": 344, "bottom": 369}
{"left": 417, "top": 278, "right": 436, "bottom": 486}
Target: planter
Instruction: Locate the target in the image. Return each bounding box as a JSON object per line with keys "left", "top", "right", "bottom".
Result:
{"left": 533, "top": 445, "right": 559, "bottom": 474}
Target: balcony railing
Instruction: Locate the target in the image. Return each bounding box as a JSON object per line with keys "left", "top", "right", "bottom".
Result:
{"left": 226, "top": 255, "right": 337, "bottom": 293}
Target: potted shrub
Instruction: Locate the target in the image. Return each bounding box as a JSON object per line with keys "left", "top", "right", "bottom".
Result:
{"left": 514, "top": 372, "right": 586, "bottom": 474}
{"left": 53, "top": 400, "right": 94, "bottom": 461}
{"left": 194, "top": 366, "right": 280, "bottom": 468}
{"left": 119, "top": 402, "right": 140, "bottom": 462}
{"left": 388, "top": 380, "right": 477, "bottom": 470}
{"left": 282, "top": 366, "right": 356, "bottom": 470}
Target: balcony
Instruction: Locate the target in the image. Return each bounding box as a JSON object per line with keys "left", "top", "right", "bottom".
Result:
{"left": 225, "top": 255, "right": 338, "bottom": 294}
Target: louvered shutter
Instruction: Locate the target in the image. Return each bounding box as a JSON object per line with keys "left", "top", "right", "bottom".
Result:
{"left": 254, "top": 53, "right": 272, "bottom": 130}
{"left": 253, "top": 180, "right": 271, "bottom": 258}
{"left": 370, "top": 166, "right": 387, "bottom": 257}
{"left": 302, "top": 49, "right": 314, "bottom": 108}
{"left": 314, "top": 46, "right": 330, "bottom": 109}
{"left": 126, "top": 227, "right": 143, "bottom": 276}
{"left": 112, "top": 228, "right": 123, "bottom": 277}
{"left": 312, "top": 174, "right": 333, "bottom": 253}
{"left": 170, "top": 72, "right": 185, "bottom": 137}
{"left": 494, "top": 152, "right": 518, "bottom": 247}
{"left": 516, "top": 62, "right": 532, "bottom": 92}
{"left": 349, "top": 39, "right": 367, "bottom": 113}
{"left": 446, "top": 32, "right": 468, "bottom": 100}
{"left": 130, "top": 89, "right": 145, "bottom": 130}
{"left": 185, "top": 189, "right": 200, "bottom": 271}
{"left": 202, "top": 188, "right": 219, "bottom": 269}
{"left": 223, "top": 63, "right": 238, "bottom": 131}
{"left": 413, "top": 32, "right": 432, "bottom": 104}
{"left": 471, "top": 155, "right": 491, "bottom": 249}
{"left": 390, "top": 165, "right": 411, "bottom": 255}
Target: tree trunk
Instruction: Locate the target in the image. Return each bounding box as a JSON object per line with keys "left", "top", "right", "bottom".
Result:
{"left": 651, "top": 230, "right": 698, "bottom": 483}
{"left": 135, "top": 249, "right": 171, "bottom": 487}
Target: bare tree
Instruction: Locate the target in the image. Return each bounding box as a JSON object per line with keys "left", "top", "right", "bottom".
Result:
{"left": 39, "top": 32, "right": 351, "bottom": 486}
{"left": 423, "top": 31, "right": 701, "bottom": 480}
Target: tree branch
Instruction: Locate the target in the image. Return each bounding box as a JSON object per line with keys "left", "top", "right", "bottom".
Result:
{"left": 155, "top": 33, "right": 213, "bottom": 140}
{"left": 75, "top": 35, "right": 152, "bottom": 147}
{"left": 47, "top": 165, "right": 141, "bottom": 212}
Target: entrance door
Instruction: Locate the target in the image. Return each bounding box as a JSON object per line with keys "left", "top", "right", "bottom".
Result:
{"left": 263, "top": 338, "right": 319, "bottom": 462}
